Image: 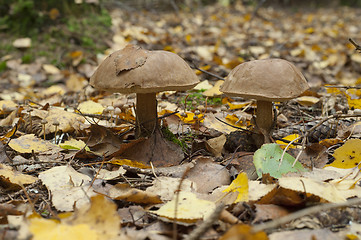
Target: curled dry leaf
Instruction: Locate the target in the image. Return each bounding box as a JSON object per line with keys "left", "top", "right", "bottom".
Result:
{"left": 114, "top": 44, "right": 148, "bottom": 74}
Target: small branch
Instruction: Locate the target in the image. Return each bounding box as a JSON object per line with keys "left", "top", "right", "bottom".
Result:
{"left": 252, "top": 197, "right": 361, "bottom": 233}
{"left": 349, "top": 38, "right": 361, "bottom": 53}
{"left": 324, "top": 85, "right": 361, "bottom": 90}
{"left": 185, "top": 203, "right": 225, "bottom": 240}
{"left": 191, "top": 63, "right": 225, "bottom": 80}
{"left": 215, "top": 116, "right": 253, "bottom": 133}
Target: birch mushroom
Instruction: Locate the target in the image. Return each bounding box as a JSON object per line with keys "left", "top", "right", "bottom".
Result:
{"left": 220, "top": 58, "right": 309, "bottom": 143}
{"left": 90, "top": 44, "right": 199, "bottom": 138}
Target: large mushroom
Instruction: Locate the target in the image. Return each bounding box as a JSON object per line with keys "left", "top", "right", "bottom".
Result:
{"left": 220, "top": 58, "right": 309, "bottom": 144}
{"left": 90, "top": 44, "right": 199, "bottom": 138}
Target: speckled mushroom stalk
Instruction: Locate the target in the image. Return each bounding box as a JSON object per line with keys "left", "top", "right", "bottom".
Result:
{"left": 136, "top": 93, "right": 157, "bottom": 137}
{"left": 256, "top": 100, "right": 273, "bottom": 143}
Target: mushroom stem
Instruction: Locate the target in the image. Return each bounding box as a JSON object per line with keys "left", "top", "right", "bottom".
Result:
{"left": 256, "top": 100, "right": 273, "bottom": 143}
{"left": 136, "top": 93, "right": 157, "bottom": 138}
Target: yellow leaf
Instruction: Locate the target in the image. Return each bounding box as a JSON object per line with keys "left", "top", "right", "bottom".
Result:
{"left": 71, "top": 195, "right": 121, "bottom": 239}
{"left": 305, "top": 27, "right": 314, "bottom": 34}
{"left": 49, "top": 8, "right": 60, "bottom": 20}
{"left": 70, "top": 50, "right": 83, "bottom": 59}
{"left": 176, "top": 112, "right": 204, "bottom": 124}
{"left": 275, "top": 134, "right": 300, "bottom": 149}
{"left": 42, "top": 64, "right": 60, "bottom": 75}
{"left": 243, "top": 13, "right": 251, "bottom": 21}
{"left": 202, "top": 80, "right": 224, "bottom": 97}
{"left": 109, "top": 183, "right": 163, "bottom": 204}
{"left": 225, "top": 114, "right": 245, "bottom": 127}
{"left": 30, "top": 218, "right": 97, "bottom": 240}
{"left": 295, "top": 96, "right": 320, "bottom": 106}
{"left": 109, "top": 158, "right": 151, "bottom": 169}
{"left": 44, "top": 108, "right": 86, "bottom": 134}
{"left": 0, "top": 163, "right": 38, "bottom": 186}
{"left": 279, "top": 177, "right": 346, "bottom": 203}
{"left": 59, "top": 139, "right": 90, "bottom": 151}
{"left": 29, "top": 195, "right": 120, "bottom": 240}
{"left": 326, "top": 139, "right": 361, "bottom": 169}
{"left": 346, "top": 89, "right": 361, "bottom": 109}
{"left": 219, "top": 224, "right": 268, "bottom": 240}
{"left": 223, "top": 172, "right": 249, "bottom": 203}
{"left": 150, "top": 191, "right": 215, "bottom": 223}
{"left": 227, "top": 101, "right": 253, "bottom": 110}
{"left": 325, "top": 85, "right": 344, "bottom": 95}
{"left": 195, "top": 65, "right": 211, "bottom": 75}
{"left": 8, "top": 134, "right": 59, "bottom": 153}
{"left": 0, "top": 100, "right": 17, "bottom": 113}
{"left": 185, "top": 34, "right": 192, "bottom": 43}
{"left": 77, "top": 100, "right": 104, "bottom": 115}
{"left": 66, "top": 74, "right": 87, "bottom": 91}
{"left": 41, "top": 85, "right": 66, "bottom": 96}
{"left": 203, "top": 113, "right": 244, "bottom": 134}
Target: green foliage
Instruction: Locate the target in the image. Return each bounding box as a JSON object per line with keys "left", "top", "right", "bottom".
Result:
{"left": 182, "top": 90, "right": 222, "bottom": 111}
{"left": 0, "top": 61, "right": 7, "bottom": 72}
{"left": 21, "top": 54, "right": 33, "bottom": 64}
{"left": 161, "top": 127, "right": 188, "bottom": 151}
{"left": 0, "top": 0, "right": 112, "bottom": 66}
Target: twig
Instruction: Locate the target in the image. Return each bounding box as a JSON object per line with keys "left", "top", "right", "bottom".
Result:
{"left": 252, "top": 197, "right": 361, "bottom": 233}
{"left": 173, "top": 166, "right": 192, "bottom": 240}
{"left": 279, "top": 136, "right": 301, "bottom": 169}
{"left": 349, "top": 38, "right": 361, "bottom": 53}
{"left": 191, "top": 63, "right": 225, "bottom": 80}
{"left": 0, "top": 180, "right": 42, "bottom": 203}
{"left": 324, "top": 85, "right": 361, "bottom": 90}
{"left": 185, "top": 203, "right": 225, "bottom": 240}
{"left": 214, "top": 116, "right": 253, "bottom": 133}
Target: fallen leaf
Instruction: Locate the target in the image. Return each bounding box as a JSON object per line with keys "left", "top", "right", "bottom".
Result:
{"left": 42, "top": 64, "right": 61, "bottom": 75}
{"left": 59, "top": 139, "right": 90, "bottom": 151}
{"left": 13, "top": 38, "right": 31, "bottom": 48}
{"left": 114, "top": 44, "right": 148, "bottom": 74}
{"left": 146, "top": 177, "right": 195, "bottom": 201}
{"left": 38, "top": 165, "right": 96, "bottom": 211}
{"left": 109, "top": 183, "right": 163, "bottom": 204}
{"left": 253, "top": 144, "right": 307, "bottom": 178}
{"left": 8, "top": 134, "right": 59, "bottom": 153}
{"left": 203, "top": 80, "right": 224, "bottom": 97}
{"left": 150, "top": 191, "right": 216, "bottom": 223}
{"left": 223, "top": 172, "right": 249, "bottom": 203}
{"left": 0, "top": 163, "right": 38, "bottom": 190}
{"left": 206, "top": 134, "right": 226, "bottom": 157}
{"left": 219, "top": 224, "right": 268, "bottom": 240}
{"left": 278, "top": 177, "right": 346, "bottom": 203}
{"left": 186, "top": 156, "right": 231, "bottom": 194}
{"left": 325, "top": 139, "right": 361, "bottom": 169}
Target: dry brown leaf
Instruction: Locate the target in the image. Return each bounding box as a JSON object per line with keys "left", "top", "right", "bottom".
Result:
{"left": 186, "top": 156, "right": 230, "bottom": 194}
{"left": 114, "top": 44, "right": 148, "bottom": 74}
{"left": 109, "top": 183, "right": 163, "bottom": 204}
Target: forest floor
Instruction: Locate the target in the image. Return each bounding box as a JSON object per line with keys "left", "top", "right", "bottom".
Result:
{"left": 0, "top": 2, "right": 361, "bottom": 239}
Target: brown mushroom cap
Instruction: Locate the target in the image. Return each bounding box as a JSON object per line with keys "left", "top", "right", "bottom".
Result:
{"left": 90, "top": 48, "right": 199, "bottom": 94}
{"left": 220, "top": 58, "right": 309, "bottom": 101}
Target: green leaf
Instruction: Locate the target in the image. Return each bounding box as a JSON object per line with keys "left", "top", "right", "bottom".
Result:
{"left": 59, "top": 139, "right": 90, "bottom": 152}
{"left": 253, "top": 143, "right": 306, "bottom": 179}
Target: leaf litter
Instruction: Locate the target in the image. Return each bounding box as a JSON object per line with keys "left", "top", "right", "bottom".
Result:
{"left": 0, "top": 1, "right": 361, "bottom": 239}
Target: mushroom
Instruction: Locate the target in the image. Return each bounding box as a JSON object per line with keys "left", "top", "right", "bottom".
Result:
{"left": 220, "top": 58, "right": 309, "bottom": 144}
{"left": 90, "top": 44, "right": 199, "bottom": 138}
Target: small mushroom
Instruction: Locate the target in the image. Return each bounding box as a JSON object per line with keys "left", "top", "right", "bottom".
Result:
{"left": 90, "top": 44, "right": 199, "bottom": 138}
{"left": 220, "top": 58, "right": 309, "bottom": 144}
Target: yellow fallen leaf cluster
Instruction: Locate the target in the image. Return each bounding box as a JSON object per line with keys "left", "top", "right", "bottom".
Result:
{"left": 29, "top": 195, "right": 121, "bottom": 240}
